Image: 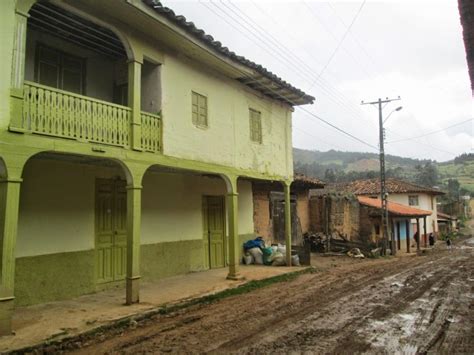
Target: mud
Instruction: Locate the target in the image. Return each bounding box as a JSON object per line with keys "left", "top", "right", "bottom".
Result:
{"left": 61, "top": 237, "right": 473, "bottom": 354}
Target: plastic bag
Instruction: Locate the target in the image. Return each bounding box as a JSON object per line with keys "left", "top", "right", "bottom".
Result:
{"left": 248, "top": 247, "right": 263, "bottom": 265}
{"left": 262, "top": 247, "right": 274, "bottom": 265}
{"left": 291, "top": 254, "right": 300, "bottom": 266}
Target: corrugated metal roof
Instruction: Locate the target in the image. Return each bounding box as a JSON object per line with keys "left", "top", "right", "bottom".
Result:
{"left": 358, "top": 196, "right": 432, "bottom": 217}
{"left": 142, "top": 0, "right": 314, "bottom": 106}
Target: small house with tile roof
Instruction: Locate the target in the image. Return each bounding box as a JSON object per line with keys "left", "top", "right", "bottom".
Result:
{"left": 313, "top": 178, "right": 443, "bottom": 239}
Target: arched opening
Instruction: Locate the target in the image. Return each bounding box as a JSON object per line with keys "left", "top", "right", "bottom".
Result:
{"left": 26, "top": 2, "right": 129, "bottom": 104}
{"left": 15, "top": 152, "right": 130, "bottom": 306}
{"left": 138, "top": 167, "right": 254, "bottom": 283}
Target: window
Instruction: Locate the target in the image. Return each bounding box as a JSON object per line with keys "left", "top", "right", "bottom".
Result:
{"left": 36, "top": 45, "right": 85, "bottom": 95}
{"left": 249, "top": 108, "right": 262, "bottom": 143}
{"left": 408, "top": 195, "right": 419, "bottom": 206}
{"left": 192, "top": 91, "right": 208, "bottom": 127}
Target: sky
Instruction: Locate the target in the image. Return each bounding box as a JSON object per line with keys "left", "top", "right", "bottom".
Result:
{"left": 164, "top": 0, "right": 473, "bottom": 162}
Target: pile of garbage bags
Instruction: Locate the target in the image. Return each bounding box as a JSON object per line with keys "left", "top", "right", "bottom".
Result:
{"left": 242, "top": 237, "right": 300, "bottom": 266}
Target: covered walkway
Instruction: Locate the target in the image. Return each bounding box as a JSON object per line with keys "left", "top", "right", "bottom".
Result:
{"left": 0, "top": 265, "right": 304, "bottom": 352}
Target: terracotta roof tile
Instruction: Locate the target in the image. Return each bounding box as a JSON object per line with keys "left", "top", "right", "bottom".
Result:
{"left": 327, "top": 178, "right": 444, "bottom": 196}
{"left": 358, "top": 196, "right": 432, "bottom": 217}
{"left": 142, "top": 0, "right": 314, "bottom": 106}
{"left": 293, "top": 174, "right": 325, "bottom": 189}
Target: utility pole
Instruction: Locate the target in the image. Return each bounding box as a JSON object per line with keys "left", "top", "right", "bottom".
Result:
{"left": 361, "top": 97, "right": 401, "bottom": 256}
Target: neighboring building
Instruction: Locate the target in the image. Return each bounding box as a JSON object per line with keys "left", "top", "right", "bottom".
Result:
{"left": 437, "top": 212, "right": 458, "bottom": 235}
{"left": 0, "top": 0, "right": 314, "bottom": 334}
{"left": 458, "top": 0, "right": 474, "bottom": 92}
{"left": 252, "top": 175, "right": 324, "bottom": 246}
{"left": 320, "top": 178, "right": 444, "bottom": 236}
{"left": 308, "top": 192, "right": 432, "bottom": 252}
{"left": 358, "top": 196, "right": 432, "bottom": 252}
{"left": 309, "top": 193, "right": 360, "bottom": 241}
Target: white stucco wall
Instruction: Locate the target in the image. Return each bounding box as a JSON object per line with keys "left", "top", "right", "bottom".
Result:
{"left": 159, "top": 53, "right": 292, "bottom": 178}
{"left": 388, "top": 193, "right": 438, "bottom": 234}
{"left": 17, "top": 159, "right": 254, "bottom": 257}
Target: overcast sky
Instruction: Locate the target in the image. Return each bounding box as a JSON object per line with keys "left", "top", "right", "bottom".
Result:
{"left": 165, "top": 0, "right": 473, "bottom": 162}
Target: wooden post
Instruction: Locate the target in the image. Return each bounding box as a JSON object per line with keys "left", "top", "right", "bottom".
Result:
{"left": 283, "top": 181, "right": 292, "bottom": 266}
{"left": 416, "top": 218, "right": 420, "bottom": 253}
{"left": 9, "top": 11, "right": 29, "bottom": 131}
{"left": 0, "top": 178, "right": 22, "bottom": 334}
{"left": 406, "top": 219, "right": 410, "bottom": 253}
{"left": 226, "top": 176, "right": 241, "bottom": 280}
{"left": 128, "top": 59, "right": 143, "bottom": 151}
{"left": 126, "top": 183, "right": 142, "bottom": 304}
{"left": 397, "top": 221, "right": 401, "bottom": 250}
{"left": 423, "top": 217, "right": 427, "bottom": 248}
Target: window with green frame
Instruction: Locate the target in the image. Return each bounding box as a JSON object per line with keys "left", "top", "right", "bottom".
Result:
{"left": 249, "top": 108, "right": 262, "bottom": 143}
{"left": 35, "top": 45, "right": 85, "bottom": 95}
{"left": 192, "top": 91, "right": 208, "bottom": 127}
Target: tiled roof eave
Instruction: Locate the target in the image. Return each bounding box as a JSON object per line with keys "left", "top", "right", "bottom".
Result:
{"left": 142, "top": 0, "right": 314, "bottom": 106}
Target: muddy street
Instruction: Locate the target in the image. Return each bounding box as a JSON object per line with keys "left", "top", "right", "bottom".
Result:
{"left": 61, "top": 237, "right": 474, "bottom": 354}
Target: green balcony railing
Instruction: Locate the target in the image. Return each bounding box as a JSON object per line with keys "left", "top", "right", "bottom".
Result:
{"left": 21, "top": 81, "right": 131, "bottom": 147}
{"left": 141, "top": 111, "right": 162, "bottom": 152}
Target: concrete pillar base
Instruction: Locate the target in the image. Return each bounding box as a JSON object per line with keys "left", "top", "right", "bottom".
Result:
{"left": 0, "top": 298, "right": 14, "bottom": 336}
{"left": 125, "top": 277, "right": 140, "bottom": 305}
{"left": 226, "top": 273, "right": 244, "bottom": 281}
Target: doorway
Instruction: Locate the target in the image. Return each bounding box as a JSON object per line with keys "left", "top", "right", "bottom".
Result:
{"left": 203, "top": 196, "right": 225, "bottom": 269}
{"left": 95, "top": 178, "right": 127, "bottom": 283}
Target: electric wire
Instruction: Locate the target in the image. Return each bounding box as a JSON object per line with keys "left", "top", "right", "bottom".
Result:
{"left": 386, "top": 118, "right": 473, "bottom": 143}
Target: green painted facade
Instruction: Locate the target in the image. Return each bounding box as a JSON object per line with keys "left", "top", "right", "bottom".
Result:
{"left": 0, "top": 0, "right": 296, "bottom": 334}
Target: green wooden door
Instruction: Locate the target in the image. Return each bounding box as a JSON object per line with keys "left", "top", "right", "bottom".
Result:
{"left": 96, "top": 179, "right": 127, "bottom": 283}
{"left": 204, "top": 196, "right": 225, "bottom": 269}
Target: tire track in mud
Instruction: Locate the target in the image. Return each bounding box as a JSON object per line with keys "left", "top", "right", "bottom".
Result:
{"left": 63, "top": 240, "right": 473, "bottom": 355}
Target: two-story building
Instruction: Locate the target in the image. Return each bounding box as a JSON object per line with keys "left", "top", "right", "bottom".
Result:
{"left": 0, "top": 0, "right": 314, "bottom": 334}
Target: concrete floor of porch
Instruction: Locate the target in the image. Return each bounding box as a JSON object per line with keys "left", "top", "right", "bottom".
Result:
{"left": 0, "top": 265, "right": 305, "bottom": 352}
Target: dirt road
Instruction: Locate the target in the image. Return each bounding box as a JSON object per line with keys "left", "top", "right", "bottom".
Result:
{"left": 57, "top": 236, "right": 473, "bottom": 354}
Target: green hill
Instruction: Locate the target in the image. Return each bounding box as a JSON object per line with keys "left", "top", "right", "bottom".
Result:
{"left": 293, "top": 148, "right": 473, "bottom": 194}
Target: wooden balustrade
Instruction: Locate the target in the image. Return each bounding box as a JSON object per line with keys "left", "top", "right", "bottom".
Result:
{"left": 140, "top": 111, "right": 162, "bottom": 152}
{"left": 21, "top": 81, "right": 131, "bottom": 147}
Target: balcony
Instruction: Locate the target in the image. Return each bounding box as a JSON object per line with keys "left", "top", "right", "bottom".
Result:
{"left": 14, "top": 82, "right": 162, "bottom": 152}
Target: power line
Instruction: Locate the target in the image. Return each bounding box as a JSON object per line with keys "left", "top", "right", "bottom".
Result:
{"left": 306, "top": 0, "right": 367, "bottom": 91}
{"left": 298, "top": 107, "right": 379, "bottom": 151}
{"left": 326, "top": 0, "right": 381, "bottom": 75}
{"left": 210, "top": 0, "right": 375, "bottom": 124}
{"left": 196, "top": 1, "right": 379, "bottom": 151}
{"left": 302, "top": 0, "right": 372, "bottom": 86}
{"left": 209, "top": 0, "right": 378, "bottom": 132}
{"left": 386, "top": 118, "right": 473, "bottom": 143}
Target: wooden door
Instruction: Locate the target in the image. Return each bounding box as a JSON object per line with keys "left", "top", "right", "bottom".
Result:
{"left": 270, "top": 192, "right": 298, "bottom": 244}
{"left": 96, "top": 179, "right": 127, "bottom": 283}
{"left": 203, "top": 196, "right": 225, "bottom": 269}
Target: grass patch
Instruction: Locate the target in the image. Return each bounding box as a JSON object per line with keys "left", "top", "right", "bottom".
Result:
{"left": 10, "top": 267, "right": 314, "bottom": 354}
{"left": 158, "top": 267, "right": 314, "bottom": 315}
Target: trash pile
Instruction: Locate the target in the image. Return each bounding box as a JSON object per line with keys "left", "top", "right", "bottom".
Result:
{"left": 242, "top": 237, "right": 300, "bottom": 266}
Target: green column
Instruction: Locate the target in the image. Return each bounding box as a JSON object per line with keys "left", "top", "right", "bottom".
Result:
{"left": 225, "top": 175, "right": 242, "bottom": 280}
{"left": 128, "top": 59, "right": 142, "bottom": 151}
{"left": 0, "top": 178, "right": 22, "bottom": 335}
{"left": 227, "top": 192, "right": 241, "bottom": 280}
{"left": 9, "top": 10, "right": 29, "bottom": 131}
{"left": 283, "top": 181, "right": 292, "bottom": 266}
{"left": 126, "top": 183, "right": 142, "bottom": 304}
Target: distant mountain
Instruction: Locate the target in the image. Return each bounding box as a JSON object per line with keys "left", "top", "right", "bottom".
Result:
{"left": 293, "top": 148, "right": 474, "bottom": 194}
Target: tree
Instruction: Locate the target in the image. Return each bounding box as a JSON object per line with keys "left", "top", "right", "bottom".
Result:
{"left": 415, "top": 162, "right": 438, "bottom": 187}
{"left": 324, "top": 168, "right": 336, "bottom": 183}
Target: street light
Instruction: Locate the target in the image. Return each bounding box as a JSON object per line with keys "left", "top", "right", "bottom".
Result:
{"left": 383, "top": 106, "right": 403, "bottom": 124}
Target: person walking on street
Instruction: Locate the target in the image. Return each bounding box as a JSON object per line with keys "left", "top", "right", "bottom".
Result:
{"left": 429, "top": 233, "right": 435, "bottom": 247}
{"left": 446, "top": 236, "right": 452, "bottom": 250}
